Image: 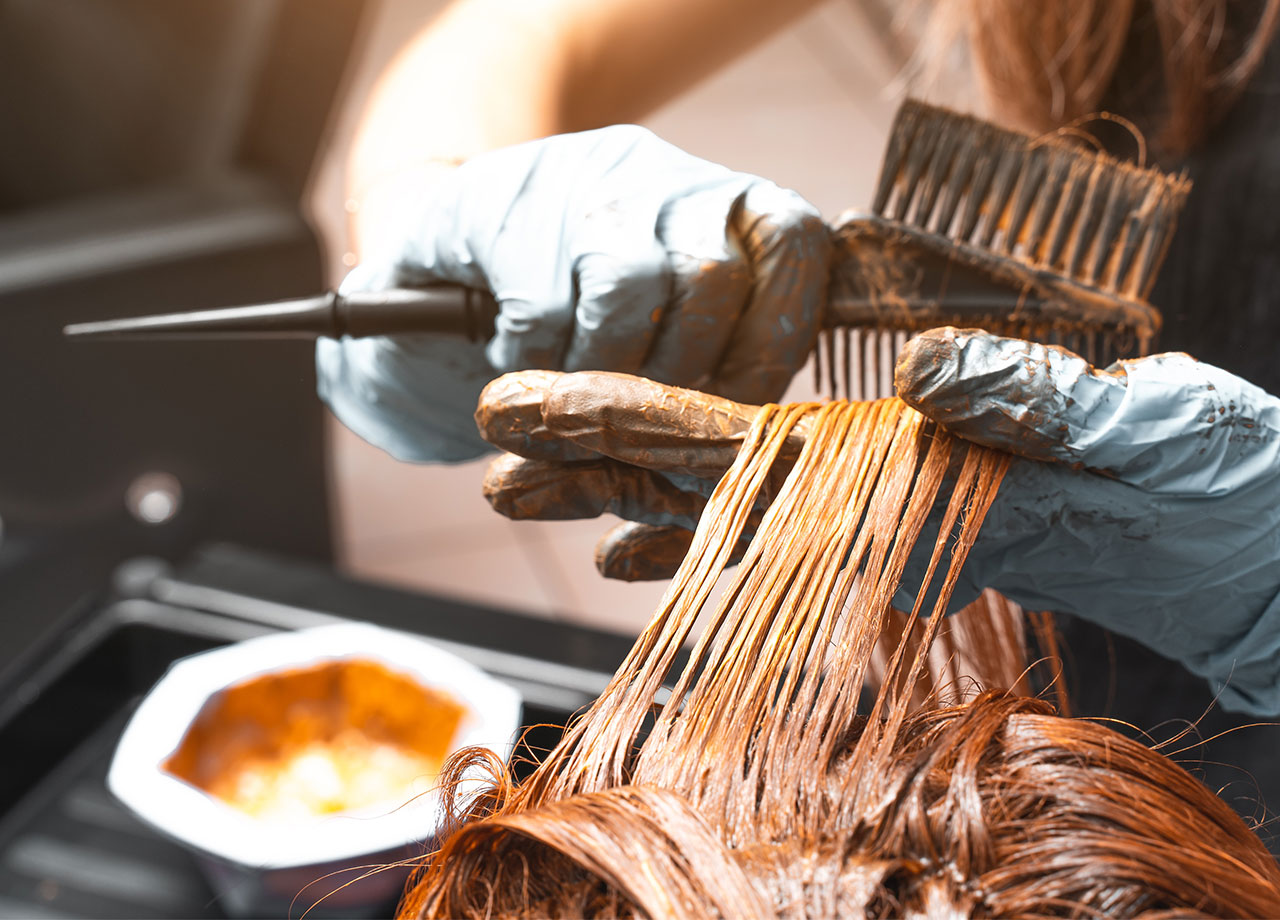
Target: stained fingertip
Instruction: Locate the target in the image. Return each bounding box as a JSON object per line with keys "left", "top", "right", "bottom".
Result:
{"left": 477, "top": 370, "right": 558, "bottom": 417}
{"left": 894, "top": 327, "right": 1128, "bottom": 464}
{"left": 893, "top": 327, "right": 1071, "bottom": 457}
{"left": 594, "top": 520, "right": 756, "bottom": 581}
{"left": 595, "top": 522, "right": 694, "bottom": 581}
{"left": 893, "top": 327, "right": 965, "bottom": 410}
{"left": 481, "top": 452, "right": 523, "bottom": 509}
{"left": 476, "top": 370, "right": 600, "bottom": 461}
{"left": 482, "top": 454, "right": 612, "bottom": 521}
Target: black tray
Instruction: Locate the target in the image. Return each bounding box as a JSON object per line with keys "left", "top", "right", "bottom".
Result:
{"left": 0, "top": 546, "right": 640, "bottom": 918}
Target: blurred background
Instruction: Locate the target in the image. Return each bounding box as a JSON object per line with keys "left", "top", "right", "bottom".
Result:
{"left": 0, "top": 0, "right": 902, "bottom": 660}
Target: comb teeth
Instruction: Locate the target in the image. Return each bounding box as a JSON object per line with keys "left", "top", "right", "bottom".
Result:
{"left": 814, "top": 321, "right": 1140, "bottom": 401}
{"left": 874, "top": 100, "right": 1191, "bottom": 301}
{"left": 825, "top": 100, "right": 1189, "bottom": 399}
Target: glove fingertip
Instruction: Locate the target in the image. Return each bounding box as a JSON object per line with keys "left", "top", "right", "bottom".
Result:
{"left": 893, "top": 327, "right": 969, "bottom": 413}
{"left": 894, "top": 327, "right": 1114, "bottom": 464}
{"left": 595, "top": 522, "right": 692, "bottom": 581}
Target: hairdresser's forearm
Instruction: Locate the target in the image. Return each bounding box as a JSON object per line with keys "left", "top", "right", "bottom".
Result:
{"left": 348, "top": 0, "right": 824, "bottom": 245}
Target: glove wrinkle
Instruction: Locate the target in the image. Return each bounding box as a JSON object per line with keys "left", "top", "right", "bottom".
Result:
{"left": 641, "top": 187, "right": 752, "bottom": 387}
{"left": 708, "top": 186, "right": 830, "bottom": 405}
{"left": 317, "top": 332, "right": 494, "bottom": 463}
{"left": 542, "top": 372, "right": 765, "bottom": 478}
{"left": 564, "top": 232, "right": 670, "bottom": 373}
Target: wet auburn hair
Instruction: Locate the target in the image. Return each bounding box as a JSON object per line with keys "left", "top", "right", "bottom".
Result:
{"left": 408, "top": 692, "right": 1280, "bottom": 917}
{"left": 388, "top": 399, "right": 1280, "bottom": 918}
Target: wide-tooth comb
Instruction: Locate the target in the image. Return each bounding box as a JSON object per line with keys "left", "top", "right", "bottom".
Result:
{"left": 816, "top": 99, "right": 1192, "bottom": 399}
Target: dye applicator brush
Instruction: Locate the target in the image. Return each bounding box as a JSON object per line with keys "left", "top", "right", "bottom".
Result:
{"left": 64, "top": 98, "right": 1190, "bottom": 398}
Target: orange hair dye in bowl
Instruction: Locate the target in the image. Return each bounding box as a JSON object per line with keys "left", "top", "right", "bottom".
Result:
{"left": 164, "top": 659, "right": 467, "bottom": 820}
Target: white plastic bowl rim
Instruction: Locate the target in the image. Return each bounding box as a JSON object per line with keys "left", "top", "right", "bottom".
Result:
{"left": 107, "top": 622, "right": 522, "bottom": 869}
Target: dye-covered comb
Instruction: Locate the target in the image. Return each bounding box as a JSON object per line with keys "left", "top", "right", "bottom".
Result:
{"left": 817, "top": 98, "right": 1191, "bottom": 398}
{"left": 65, "top": 98, "right": 1190, "bottom": 404}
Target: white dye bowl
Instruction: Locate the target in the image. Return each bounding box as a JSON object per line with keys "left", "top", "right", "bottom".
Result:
{"left": 107, "top": 623, "right": 521, "bottom": 917}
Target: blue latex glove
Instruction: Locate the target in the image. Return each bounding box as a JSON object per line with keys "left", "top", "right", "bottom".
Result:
{"left": 894, "top": 327, "right": 1280, "bottom": 716}
{"left": 317, "top": 126, "right": 831, "bottom": 462}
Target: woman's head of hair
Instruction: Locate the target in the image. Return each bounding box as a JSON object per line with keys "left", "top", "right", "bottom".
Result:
{"left": 407, "top": 690, "right": 1280, "bottom": 918}
{"left": 396, "top": 402, "right": 1280, "bottom": 918}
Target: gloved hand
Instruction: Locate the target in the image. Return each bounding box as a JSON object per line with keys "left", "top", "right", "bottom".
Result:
{"left": 317, "top": 126, "right": 831, "bottom": 462}
{"left": 894, "top": 327, "right": 1280, "bottom": 716}
{"left": 478, "top": 330, "right": 1280, "bottom": 716}
{"left": 476, "top": 369, "right": 810, "bottom": 579}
